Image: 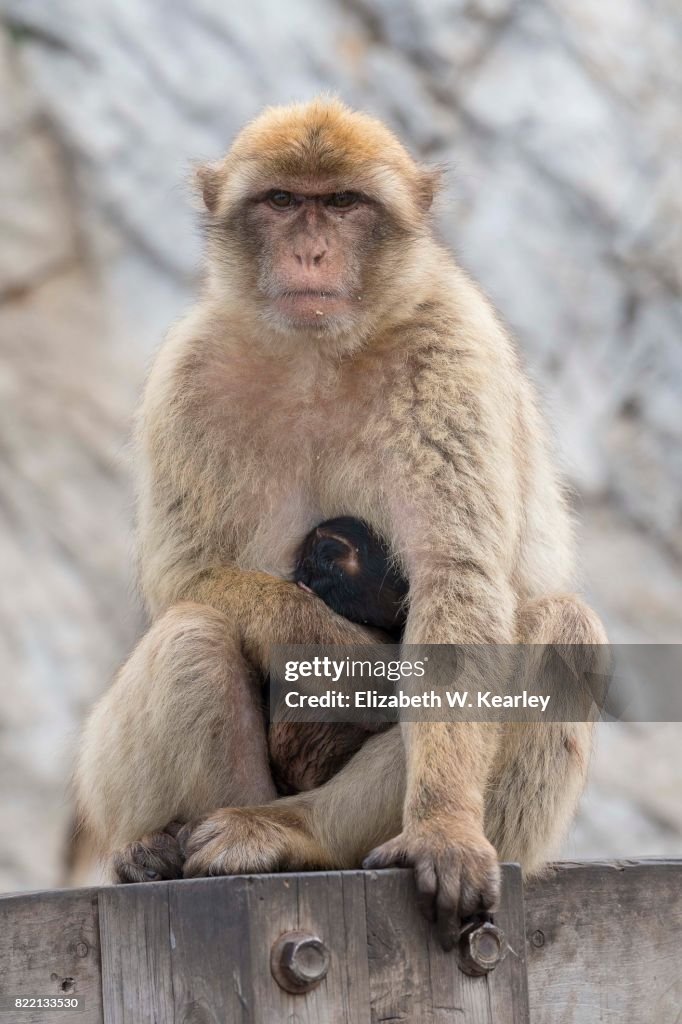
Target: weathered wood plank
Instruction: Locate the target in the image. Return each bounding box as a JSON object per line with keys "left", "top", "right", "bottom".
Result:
{"left": 164, "top": 874, "right": 253, "bottom": 1023}
{"left": 0, "top": 887, "right": 103, "bottom": 1024}
{"left": 98, "top": 883, "right": 174, "bottom": 1024}
{"left": 365, "top": 864, "right": 529, "bottom": 1024}
{"left": 291, "top": 871, "right": 372, "bottom": 1023}
{"left": 482, "top": 865, "right": 529, "bottom": 1024}
{"left": 100, "top": 872, "right": 373, "bottom": 1023}
{"left": 525, "top": 860, "right": 682, "bottom": 1024}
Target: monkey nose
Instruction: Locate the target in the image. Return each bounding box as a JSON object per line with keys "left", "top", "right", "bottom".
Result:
{"left": 294, "top": 246, "right": 327, "bottom": 268}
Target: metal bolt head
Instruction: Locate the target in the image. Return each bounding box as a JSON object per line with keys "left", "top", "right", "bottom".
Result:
{"left": 271, "top": 930, "right": 330, "bottom": 994}
{"left": 458, "top": 921, "right": 507, "bottom": 976}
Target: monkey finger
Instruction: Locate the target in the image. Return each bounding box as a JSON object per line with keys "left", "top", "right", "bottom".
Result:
{"left": 435, "top": 855, "right": 500, "bottom": 950}
{"left": 458, "top": 867, "right": 499, "bottom": 919}
{"left": 177, "top": 823, "right": 213, "bottom": 863}
{"left": 413, "top": 857, "right": 439, "bottom": 923}
{"left": 182, "top": 848, "right": 220, "bottom": 879}
{"left": 174, "top": 821, "right": 197, "bottom": 857}
{"left": 180, "top": 822, "right": 235, "bottom": 878}
{"left": 434, "top": 855, "right": 463, "bottom": 950}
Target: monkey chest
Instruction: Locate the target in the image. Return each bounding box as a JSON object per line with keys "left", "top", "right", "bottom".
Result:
{"left": 214, "top": 368, "right": 390, "bottom": 571}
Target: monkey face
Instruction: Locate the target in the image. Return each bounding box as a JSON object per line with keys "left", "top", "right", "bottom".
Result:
{"left": 241, "top": 188, "right": 384, "bottom": 335}
{"left": 196, "top": 98, "right": 440, "bottom": 341}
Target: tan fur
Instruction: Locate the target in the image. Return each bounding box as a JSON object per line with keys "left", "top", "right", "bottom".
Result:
{"left": 75, "top": 99, "right": 606, "bottom": 925}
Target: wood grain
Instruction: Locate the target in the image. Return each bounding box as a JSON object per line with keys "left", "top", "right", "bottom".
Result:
{"left": 0, "top": 886, "right": 103, "bottom": 1023}
{"left": 100, "top": 872, "right": 373, "bottom": 1023}
{"left": 98, "top": 883, "right": 174, "bottom": 1024}
{"left": 365, "top": 865, "right": 529, "bottom": 1024}
{"left": 2, "top": 862, "right": 680, "bottom": 1023}
{"left": 525, "top": 860, "right": 682, "bottom": 1024}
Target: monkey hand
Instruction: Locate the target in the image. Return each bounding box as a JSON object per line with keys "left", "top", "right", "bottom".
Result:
{"left": 181, "top": 806, "right": 324, "bottom": 878}
{"left": 362, "top": 819, "right": 500, "bottom": 950}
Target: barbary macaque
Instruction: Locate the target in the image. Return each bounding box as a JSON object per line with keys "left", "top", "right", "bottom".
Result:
{"left": 76, "top": 98, "right": 607, "bottom": 948}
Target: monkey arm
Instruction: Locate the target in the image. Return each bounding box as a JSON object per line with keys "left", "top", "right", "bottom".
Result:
{"left": 363, "top": 339, "right": 519, "bottom": 940}
{"left": 364, "top": 535, "right": 514, "bottom": 940}
{"left": 398, "top": 557, "right": 514, "bottom": 842}
{"left": 178, "top": 565, "right": 377, "bottom": 663}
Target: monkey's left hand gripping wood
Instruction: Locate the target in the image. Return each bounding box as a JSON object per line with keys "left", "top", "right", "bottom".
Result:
{"left": 0, "top": 867, "right": 527, "bottom": 1024}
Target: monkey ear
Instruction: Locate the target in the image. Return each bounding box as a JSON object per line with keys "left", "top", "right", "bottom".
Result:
{"left": 194, "top": 161, "right": 224, "bottom": 213}
{"left": 417, "top": 166, "right": 444, "bottom": 211}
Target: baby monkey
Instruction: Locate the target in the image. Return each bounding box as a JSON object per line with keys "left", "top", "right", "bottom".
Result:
{"left": 293, "top": 516, "right": 408, "bottom": 638}
{"left": 268, "top": 517, "right": 408, "bottom": 796}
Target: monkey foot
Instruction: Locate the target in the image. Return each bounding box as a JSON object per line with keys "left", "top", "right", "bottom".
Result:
{"left": 112, "top": 821, "right": 186, "bottom": 883}
{"left": 182, "top": 806, "right": 325, "bottom": 878}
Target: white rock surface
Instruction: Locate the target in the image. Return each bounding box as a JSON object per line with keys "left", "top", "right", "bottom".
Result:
{"left": 0, "top": 0, "right": 680, "bottom": 889}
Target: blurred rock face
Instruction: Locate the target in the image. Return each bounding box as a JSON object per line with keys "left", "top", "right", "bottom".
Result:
{"left": 0, "top": 0, "right": 680, "bottom": 889}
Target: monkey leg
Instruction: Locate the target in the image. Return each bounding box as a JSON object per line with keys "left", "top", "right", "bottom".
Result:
{"left": 189, "top": 568, "right": 389, "bottom": 795}
{"left": 183, "top": 722, "right": 494, "bottom": 948}
{"left": 183, "top": 594, "right": 607, "bottom": 894}
{"left": 485, "top": 594, "right": 608, "bottom": 873}
{"left": 76, "top": 602, "right": 278, "bottom": 878}
{"left": 77, "top": 576, "right": 380, "bottom": 881}
{"left": 182, "top": 726, "right": 406, "bottom": 876}
{"left": 183, "top": 722, "right": 497, "bottom": 948}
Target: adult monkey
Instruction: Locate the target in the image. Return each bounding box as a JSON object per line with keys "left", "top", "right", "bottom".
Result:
{"left": 76, "top": 98, "right": 606, "bottom": 946}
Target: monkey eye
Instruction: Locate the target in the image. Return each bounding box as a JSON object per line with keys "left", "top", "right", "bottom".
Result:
{"left": 327, "top": 191, "right": 360, "bottom": 210}
{"left": 268, "top": 190, "right": 296, "bottom": 209}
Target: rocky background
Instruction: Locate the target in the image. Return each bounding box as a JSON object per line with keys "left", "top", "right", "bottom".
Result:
{"left": 0, "top": 0, "right": 680, "bottom": 891}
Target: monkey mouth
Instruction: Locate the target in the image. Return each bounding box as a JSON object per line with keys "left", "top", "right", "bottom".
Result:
{"left": 273, "top": 289, "right": 352, "bottom": 322}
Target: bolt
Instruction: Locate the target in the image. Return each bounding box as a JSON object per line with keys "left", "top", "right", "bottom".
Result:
{"left": 531, "top": 929, "right": 545, "bottom": 948}
{"left": 458, "top": 921, "right": 507, "bottom": 977}
{"left": 271, "top": 930, "right": 330, "bottom": 994}
{"left": 75, "top": 943, "right": 89, "bottom": 958}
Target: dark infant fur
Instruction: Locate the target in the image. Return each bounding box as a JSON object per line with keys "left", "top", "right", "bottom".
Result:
{"left": 294, "top": 516, "right": 408, "bottom": 637}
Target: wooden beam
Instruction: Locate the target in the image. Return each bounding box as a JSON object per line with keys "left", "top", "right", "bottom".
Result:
{"left": 0, "top": 861, "right": 680, "bottom": 1023}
